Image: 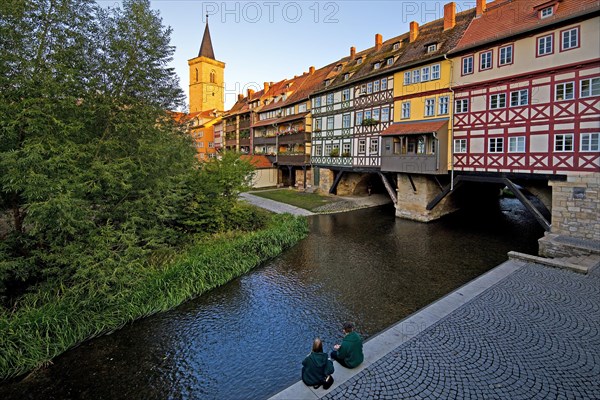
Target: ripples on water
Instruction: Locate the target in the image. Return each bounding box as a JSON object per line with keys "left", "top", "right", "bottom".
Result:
{"left": 0, "top": 199, "right": 543, "bottom": 400}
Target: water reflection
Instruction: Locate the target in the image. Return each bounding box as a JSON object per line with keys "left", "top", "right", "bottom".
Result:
{"left": 0, "top": 200, "right": 543, "bottom": 400}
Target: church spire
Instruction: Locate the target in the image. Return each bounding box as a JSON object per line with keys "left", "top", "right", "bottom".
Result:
{"left": 198, "top": 15, "right": 215, "bottom": 59}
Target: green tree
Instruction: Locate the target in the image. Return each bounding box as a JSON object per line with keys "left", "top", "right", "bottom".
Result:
{"left": 0, "top": 0, "right": 249, "bottom": 305}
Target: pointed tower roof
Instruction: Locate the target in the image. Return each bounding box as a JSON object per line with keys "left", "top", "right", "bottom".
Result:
{"left": 198, "top": 15, "right": 215, "bottom": 59}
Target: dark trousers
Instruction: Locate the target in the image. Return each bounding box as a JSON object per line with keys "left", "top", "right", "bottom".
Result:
{"left": 330, "top": 351, "right": 350, "bottom": 368}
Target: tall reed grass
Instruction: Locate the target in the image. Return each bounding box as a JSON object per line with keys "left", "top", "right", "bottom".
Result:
{"left": 0, "top": 214, "right": 308, "bottom": 380}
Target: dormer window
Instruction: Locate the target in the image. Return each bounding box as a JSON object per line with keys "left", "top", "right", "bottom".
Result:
{"left": 357, "top": 58, "right": 363, "bottom": 65}
{"left": 343, "top": 73, "right": 350, "bottom": 81}
{"left": 335, "top": 64, "right": 343, "bottom": 72}
{"left": 325, "top": 79, "right": 332, "bottom": 87}
{"left": 540, "top": 6, "right": 553, "bottom": 18}
{"left": 427, "top": 43, "right": 437, "bottom": 53}
{"left": 393, "top": 42, "right": 400, "bottom": 50}
{"left": 386, "top": 57, "right": 394, "bottom": 66}
{"left": 374, "top": 62, "right": 381, "bottom": 70}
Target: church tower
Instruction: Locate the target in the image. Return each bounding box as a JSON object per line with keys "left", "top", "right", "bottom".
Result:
{"left": 188, "top": 16, "right": 225, "bottom": 113}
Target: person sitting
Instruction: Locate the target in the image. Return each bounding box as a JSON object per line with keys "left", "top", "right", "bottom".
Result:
{"left": 302, "top": 338, "right": 335, "bottom": 389}
{"left": 330, "top": 322, "right": 364, "bottom": 368}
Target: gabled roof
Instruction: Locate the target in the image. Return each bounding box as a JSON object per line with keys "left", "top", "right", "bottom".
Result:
{"left": 240, "top": 155, "right": 273, "bottom": 169}
{"left": 198, "top": 18, "right": 215, "bottom": 59}
{"left": 453, "top": 0, "right": 600, "bottom": 53}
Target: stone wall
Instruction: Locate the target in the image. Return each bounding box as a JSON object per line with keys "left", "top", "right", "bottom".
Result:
{"left": 539, "top": 173, "right": 600, "bottom": 258}
{"left": 395, "top": 174, "right": 458, "bottom": 222}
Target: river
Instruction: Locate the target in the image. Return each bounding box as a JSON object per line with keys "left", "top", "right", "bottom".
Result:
{"left": 0, "top": 199, "right": 543, "bottom": 399}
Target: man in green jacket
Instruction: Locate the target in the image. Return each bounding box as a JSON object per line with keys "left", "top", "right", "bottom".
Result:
{"left": 330, "top": 322, "right": 364, "bottom": 368}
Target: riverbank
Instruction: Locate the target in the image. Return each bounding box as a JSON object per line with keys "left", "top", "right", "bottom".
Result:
{"left": 0, "top": 213, "right": 308, "bottom": 381}
{"left": 241, "top": 190, "right": 391, "bottom": 215}
{"left": 270, "top": 257, "right": 600, "bottom": 399}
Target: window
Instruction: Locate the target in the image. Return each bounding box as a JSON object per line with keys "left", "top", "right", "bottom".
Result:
{"left": 314, "top": 145, "right": 322, "bottom": 156}
{"left": 412, "top": 69, "right": 420, "bottom": 83}
{"left": 342, "top": 114, "right": 351, "bottom": 129}
{"left": 199, "top": 141, "right": 204, "bottom": 148}
{"left": 581, "top": 78, "right": 600, "bottom": 98}
{"left": 510, "top": 89, "right": 528, "bottom": 107}
{"left": 357, "top": 58, "right": 363, "bottom": 65}
{"left": 581, "top": 133, "right": 599, "bottom": 152}
{"left": 374, "top": 62, "right": 381, "bottom": 70}
{"left": 555, "top": 82, "right": 574, "bottom": 101}
{"left": 370, "top": 138, "right": 379, "bottom": 154}
{"left": 381, "top": 78, "right": 388, "bottom": 90}
{"left": 314, "top": 118, "right": 322, "bottom": 130}
{"left": 488, "top": 137, "right": 504, "bottom": 153}
{"left": 325, "top": 79, "right": 331, "bottom": 87}
{"left": 561, "top": 27, "right": 579, "bottom": 51}
{"left": 364, "top": 110, "right": 372, "bottom": 120}
{"left": 326, "top": 93, "right": 334, "bottom": 104}
{"left": 480, "top": 51, "right": 492, "bottom": 70}
{"left": 508, "top": 136, "right": 525, "bottom": 152}
{"left": 462, "top": 56, "right": 474, "bottom": 75}
{"left": 342, "top": 143, "right": 351, "bottom": 155}
{"left": 386, "top": 57, "right": 394, "bottom": 66}
{"left": 427, "top": 44, "right": 437, "bottom": 53}
{"left": 404, "top": 72, "right": 411, "bottom": 85}
{"left": 402, "top": 102, "right": 411, "bottom": 119}
{"left": 356, "top": 111, "right": 363, "bottom": 125}
{"left": 438, "top": 96, "right": 449, "bottom": 115}
{"left": 540, "top": 6, "right": 553, "bottom": 18}
{"left": 326, "top": 117, "right": 334, "bottom": 130}
{"left": 374, "top": 80, "right": 380, "bottom": 92}
{"left": 367, "top": 82, "right": 373, "bottom": 94}
{"left": 431, "top": 64, "right": 441, "bottom": 80}
{"left": 381, "top": 107, "right": 390, "bottom": 122}
{"left": 210, "top": 70, "right": 216, "bottom": 83}
{"left": 298, "top": 103, "right": 307, "bottom": 112}
{"left": 358, "top": 139, "right": 366, "bottom": 153}
{"left": 343, "top": 73, "right": 350, "bottom": 81}
{"left": 208, "top": 141, "right": 214, "bottom": 148}
{"left": 325, "top": 143, "right": 332, "bottom": 155}
{"left": 454, "top": 139, "right": 467, "bottom": 153}
{"left": 422, "top": 66, "right": 430, "bottom": 82}
{"left": 372, "top": 108, "right": 380, "bottom": 122}
{"left": 554, "top": 134, "right": 574, "bottom": 152}
{"left": 537, "top": 35, "right": 553, "bottom": 56}
{"left": 342, "top": 88, "right": 350, "bottom": 101}
{"left": 425, "top": 98, "right": 435, "bottom": 116}
{"left": 490, "top": 93, "right": 506, "bottom": 109}
{"left": 360, "top": 84, "right": 366, "bottom": 94}
{"left": 393, "top": 42, "right": 400, "bottom": 50}
{"left": 455, "top": 99, "right": 469, "bottom": 113}
{"left": 499, "top": 45, "right": 513, "bottom": 66}
{"left": 314, "top": 97, "right": 322, "bottom": 107}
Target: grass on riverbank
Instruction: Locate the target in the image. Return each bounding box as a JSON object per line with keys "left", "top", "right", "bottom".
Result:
{"left": 0, "top": 213, "right": 308, "bottom": 381}
{"left": 251, "top": 189, "right": 341, "bottom": 211}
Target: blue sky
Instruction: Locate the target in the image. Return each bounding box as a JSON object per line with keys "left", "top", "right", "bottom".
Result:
{"left": 146, "top": 1, "right": 478, "bottom": 110}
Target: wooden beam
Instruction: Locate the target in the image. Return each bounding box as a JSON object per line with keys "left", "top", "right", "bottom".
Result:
{"left": 329, "top": 170, "right": 345, "bottom": 194}
{"left": 502, "top": 178, "right": 551, "bottom": 232}
{"left": 377, "top": 172, "right": 397, "bottom": 204}
{"left": 426, "top": 177, "right": 464, "bottom": 210}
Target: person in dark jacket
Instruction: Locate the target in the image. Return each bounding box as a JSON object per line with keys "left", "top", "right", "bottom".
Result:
{"left": 330, "top": 322, "right": 364, "bottom": 368}
{"left": 302, "top": 338, "right": 335, "bottom": 389}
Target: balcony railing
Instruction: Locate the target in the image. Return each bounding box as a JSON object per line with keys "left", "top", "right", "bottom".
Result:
{"left": 253, "top": 136, "right": 276, "bottom": 145}
{"left": 380, "top": 154, "right": 440, "bottom": 174}
{"left": 240, "top": 137, "right": 251, "bottom": 146}
{"left": 311, "top": 156, "right": 353, "bottom": 167}
{"left": 276, "top": 154, "right": 310, "bottom": 165}
{"left": 278, "top": 131, "right": 309, "bottom": 145}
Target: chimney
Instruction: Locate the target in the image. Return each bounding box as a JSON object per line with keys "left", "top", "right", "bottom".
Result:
{"left": 247, "top": 88, "right": 255, "bottom": 97}
{"left": 350, "top": 46, "right": 356, "bottom": 59}
{"left": 264, "top": 82, "right": 270, "bottom": 92}
{"left": 375, "top": 34, "right": 383, "bottom": 50}
{"left": 444, "top": 2, "right": 456, "bottom": 31}
{"left": 309, "top": 66, "right": 315, "bottom": 74}
{"left": 409, "top": 21, "right": 419, "bottom": 43}
{"left": 476, "top": 0, "right": 486, "bottom": 17}
{"left": 238, "top": 93, "right": 244, "bottom": 101}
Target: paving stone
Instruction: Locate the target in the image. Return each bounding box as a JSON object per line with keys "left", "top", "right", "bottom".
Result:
{"left": 321, "top": 264, "right": 600, "bottom": 399}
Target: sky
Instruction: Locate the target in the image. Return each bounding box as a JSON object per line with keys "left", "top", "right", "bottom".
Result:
{"left": 118, "top": 1, "right": 479, "bottom": 110}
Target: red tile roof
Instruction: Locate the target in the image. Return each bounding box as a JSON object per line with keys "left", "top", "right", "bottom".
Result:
{"left": 240, "top": 155, "right": 273, "bottom": 169}
{"left": 454, "top": 0, "right": 600, "bottom": 52}
{"left": 381, "top": 119, "right": 448, "bottom": 136}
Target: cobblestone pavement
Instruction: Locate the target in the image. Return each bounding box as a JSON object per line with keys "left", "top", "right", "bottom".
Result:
{"left": 323, "top": 263, "right": 600, "bottom": 400}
